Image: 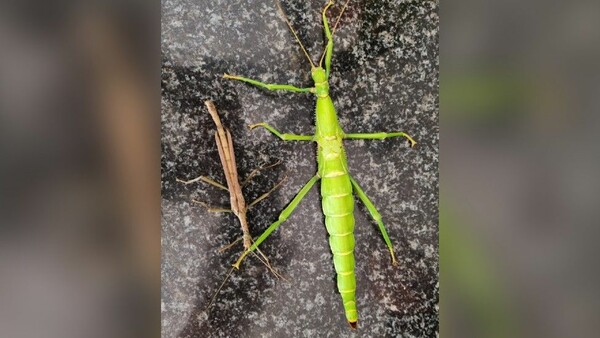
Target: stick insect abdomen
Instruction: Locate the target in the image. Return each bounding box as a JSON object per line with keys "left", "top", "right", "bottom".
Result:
{"left": 321, "top": 170, "right": 358, "bottom": 325}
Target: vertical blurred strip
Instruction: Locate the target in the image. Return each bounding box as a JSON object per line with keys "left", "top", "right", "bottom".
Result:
{"left": 441, "top": 0, "right": 600, "bottom": 337}
{"left": 0, "top": 1, "right": 159, "bottom": 338}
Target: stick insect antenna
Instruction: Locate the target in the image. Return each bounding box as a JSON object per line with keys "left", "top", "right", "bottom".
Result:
{"left": 319, "top": 0, "right": 351, "bottom": 67}
{"left": 275, "top": 0, "right": 316, "bottom": 68}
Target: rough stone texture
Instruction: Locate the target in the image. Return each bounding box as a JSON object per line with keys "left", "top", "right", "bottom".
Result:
{"left": 161, "top": 0, "right": 438, "bottom": 337}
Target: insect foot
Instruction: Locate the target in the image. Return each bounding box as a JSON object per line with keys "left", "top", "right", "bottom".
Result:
{"left": 391, "top": 250, "right": 399, "bottom": 266}
{"left": 248, "top": 123, "right": 265, "bottom": 130}
{"left": 232, "top": 250, "right": 250, "bottom": 270}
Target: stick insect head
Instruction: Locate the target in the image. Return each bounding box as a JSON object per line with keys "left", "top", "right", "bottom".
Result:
{"left": 311, "top": 67, "right": 327, "bottom": 83}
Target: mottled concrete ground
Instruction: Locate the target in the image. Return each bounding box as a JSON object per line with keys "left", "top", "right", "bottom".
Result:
{"left": 162, "top": 0, "right": 438, "bottom": 337}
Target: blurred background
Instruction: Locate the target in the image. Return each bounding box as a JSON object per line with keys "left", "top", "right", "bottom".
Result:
{"left": 441, "top": 0, "right": 600, "bottom": 337}
{"left": 0, "top": 1, "right": 159, "bottom": 338}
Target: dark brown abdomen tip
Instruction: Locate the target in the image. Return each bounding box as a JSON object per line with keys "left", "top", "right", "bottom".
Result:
{"left": 349, "top": 321, "right": 358, "bottom": 329}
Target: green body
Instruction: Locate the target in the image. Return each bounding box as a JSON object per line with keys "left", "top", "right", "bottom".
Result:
{"left": 314, "top": 70, "right": 358, "bottom": 322}
{"left": 226, "top": 1, "right": 416, "bottom": 328}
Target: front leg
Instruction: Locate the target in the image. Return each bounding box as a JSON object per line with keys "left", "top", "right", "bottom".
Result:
{"left": 250, "top": 122, "right": 314, "bottom": 141}
{"left": 344, "top": 131, "right": 417, "bottom": 147}
{"left": 223, "top": 74, "right": 314, "bottom": 94}
{"left": 321, "top": 0, "right": 335, "bottom": 76}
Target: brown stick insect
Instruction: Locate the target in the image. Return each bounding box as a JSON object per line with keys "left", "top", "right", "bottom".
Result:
{"left": 177, "top": 100, "right": 287, "bottom": 282}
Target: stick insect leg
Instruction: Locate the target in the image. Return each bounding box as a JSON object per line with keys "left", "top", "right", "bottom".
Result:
{"left": 248, "top": 176, "right": 288, "bottom": 210}
{"left": 218, "top": 238, "right": 285, "bottom": 280}
{"left": 242, "top": 160, "right": 282, "bottom": 186}
{"left": 191, "top": 199, "right": 231, "bottom": 213}
{"left": 250, "top": 123, "right": 314, "bottom": 141}
{"left": 232, "top": 175, "right": 320, "bottom": 269}
{"left": 349, "top": 176, "right": 398, "bottom": 265}
{"left": 218, "top": 237, "right": 242, "bottom": 253}
{"left": 319, "top": 0, "right": 350, "bottom": 75}
{"left": 176, "top": 176, "right": 229, "bottom": 191}
{"left": 178, "top": 175, "right": 231, "bottom": 212}
{"left": 344, "top": 132, "right": 417, "bottom": 147}
{"left": 223, "top": 74, "right": 314, "bottom": 94}
{"left": 321, "top": 1, "right": 334, "bottom": 76}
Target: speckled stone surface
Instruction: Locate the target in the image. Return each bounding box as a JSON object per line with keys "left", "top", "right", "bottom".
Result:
{"left": 161, "top": 1, "right": 438, "bottom": 337}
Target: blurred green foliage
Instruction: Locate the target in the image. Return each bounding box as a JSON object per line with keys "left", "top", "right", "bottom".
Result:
{"left": 441, "top": 201, "right": 522, "bottom": 338}
{"left": 442, "top": 70, "right": 531, "bottom": 124}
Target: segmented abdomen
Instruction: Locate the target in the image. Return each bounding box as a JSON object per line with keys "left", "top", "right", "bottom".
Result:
{"left": 321, "top": 169, "right": 357, "bottom": 324}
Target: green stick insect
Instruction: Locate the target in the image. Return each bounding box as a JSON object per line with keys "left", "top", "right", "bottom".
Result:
{"left": 224, "top": 0, "right": 416, "bottom": 328}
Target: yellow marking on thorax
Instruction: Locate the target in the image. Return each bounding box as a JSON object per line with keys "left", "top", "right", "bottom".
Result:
{"left": 323, "top": 170, "right": 345, "bottom": 178}
{"left": 325, "top": 152, "right": 340, "bottom": 159}
{"left": 329, "top": 231, "right": 353, "bottom": 237}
